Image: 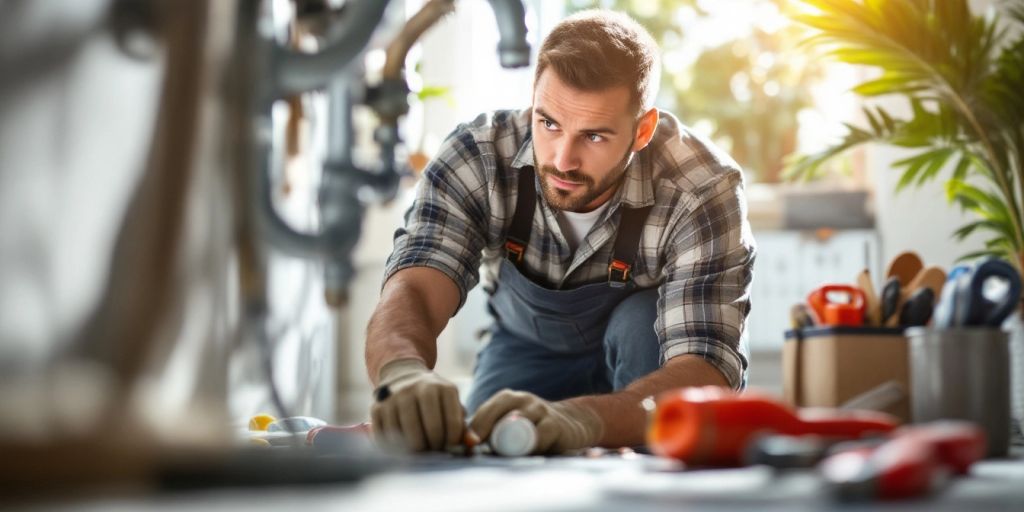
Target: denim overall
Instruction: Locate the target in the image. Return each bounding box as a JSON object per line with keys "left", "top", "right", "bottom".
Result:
{"left": 466, "top": 167, "right": 660, "bottom": 412}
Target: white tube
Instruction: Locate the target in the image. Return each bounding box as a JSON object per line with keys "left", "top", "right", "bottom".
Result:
{"left": 490, "top": 413, "right": 537, "bottom": 457}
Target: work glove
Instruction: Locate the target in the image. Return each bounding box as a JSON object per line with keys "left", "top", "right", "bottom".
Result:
{"left": 469, "top": 390, "right": 604, "bottom": 455}
{"left": 370, "top": 358, "right": 466, "bottom": 452}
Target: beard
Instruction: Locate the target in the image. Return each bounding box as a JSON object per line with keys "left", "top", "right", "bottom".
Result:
{"left": 536, "top": 145, "right": 634, "bottom": 213}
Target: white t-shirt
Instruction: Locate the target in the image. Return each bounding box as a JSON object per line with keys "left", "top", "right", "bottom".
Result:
{"left": 555, "top": 201, "right": 611, "bottom": 253}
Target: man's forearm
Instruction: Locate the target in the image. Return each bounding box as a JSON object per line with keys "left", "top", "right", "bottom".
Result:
{"left": 566, "top": 354, "right": 729, "bottom": 447}
{"left": 365, "top": 267, "right": 460, "bottom": 385}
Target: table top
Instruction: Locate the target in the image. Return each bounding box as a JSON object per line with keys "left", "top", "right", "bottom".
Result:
{"left": 14, "top": 447, "right": 1024, "bottom": 512}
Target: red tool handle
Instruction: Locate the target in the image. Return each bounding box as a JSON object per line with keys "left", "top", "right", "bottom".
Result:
{"left": 806, "top": 284, "right": 867, "bottom": 326}
{"left": 795, "top": 408, "right": 898, "bottom": 437}
{"left": 821, "top": 421, "right": 986, "bottom": 500}
{"left": 647, "top": 387, "right": 897, "bottom": 466}
{"left": 822, "top": 436, "right": 938, "bottom": 500}
{"left": 894, "top": 421, "right": 986, "bottom": 475}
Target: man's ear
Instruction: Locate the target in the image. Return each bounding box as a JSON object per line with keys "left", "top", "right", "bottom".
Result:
{"left": 631, "top": 108, "right": 659, "bottom": 152}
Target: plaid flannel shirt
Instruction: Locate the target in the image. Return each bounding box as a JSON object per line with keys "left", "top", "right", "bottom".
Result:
{"left": 384, "top": 109, "right": 755, "bottom": 388}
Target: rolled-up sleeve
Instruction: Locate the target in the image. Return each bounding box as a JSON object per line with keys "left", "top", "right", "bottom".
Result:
{"left": 657, "top": 172, "right": 755, "bottom": 389}
{"left": 383, "top": 126, "right": 491, "bottom": 312}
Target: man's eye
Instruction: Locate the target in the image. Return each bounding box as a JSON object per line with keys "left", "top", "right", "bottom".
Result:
{"left": 541, "top": 119, "right": 557, "bottom": 130}
{"left": 587, "top": 133, "right": 604, "bottom": 143}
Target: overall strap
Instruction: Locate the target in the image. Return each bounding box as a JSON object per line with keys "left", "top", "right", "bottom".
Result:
{"left": 608, "top": 205, "right": 654, "bottom": 285}
{"left": 505, "top": 167, "right": 536, "bottom": 266}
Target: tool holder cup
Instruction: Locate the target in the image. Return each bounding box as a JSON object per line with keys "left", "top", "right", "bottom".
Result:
{"left": 906, "top": 327, "right": 1011, "bottom": 457}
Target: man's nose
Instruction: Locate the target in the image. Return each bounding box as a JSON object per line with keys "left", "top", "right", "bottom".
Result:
{"left": 552, "top": 138, "right": 580, "bottom": 173}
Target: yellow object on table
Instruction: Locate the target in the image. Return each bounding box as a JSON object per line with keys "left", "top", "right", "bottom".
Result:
{"left": 248, "top": 413, "right": 277, "bottom": 431}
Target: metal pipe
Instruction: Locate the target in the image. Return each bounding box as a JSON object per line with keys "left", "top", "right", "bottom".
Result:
{"left": 486, "top": 0, "right": 530, "bottom": 68}
{"left": 272, "top": 0, "right": 392, "bottom": 97}
{"left": 256, "top": 143, "right": 334, "bottom": 259}
{"left": 325, "top": 73, "right": 355, "bottom": 166}
{"left": 382, "top": 0, "right": 455, "bottom": 81}
{"left": 259, "top": 0, "right": 531, "bottom": 303}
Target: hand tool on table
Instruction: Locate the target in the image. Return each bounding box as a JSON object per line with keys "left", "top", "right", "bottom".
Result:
{"left": 934, "top": 258, "right": 1022, "bottom": 328}
{"left": 856, "top": 269, "right": 882, "bottom": 326}
{"left": 885, "top": 251, "right": 924, "bottom": 287}
{"left": 820, "top": 421, "right": 986, "bottom": 501}
{"left": 306, "top": 423, "right": 373, "bottom": 451}
{"left": 744, "top": 434, "right": 844, "bottom": 469}
{"left": 267, "top": 416, "right": 327, "bottom": 433}
{"left": 646, "top": 386, "right": 897, "bottom": 467}
{"left": 746, "top": 420, "right": 983, "bottom": 476}
{"left": 806, "top": 284, "right": 866, "bottom": 327}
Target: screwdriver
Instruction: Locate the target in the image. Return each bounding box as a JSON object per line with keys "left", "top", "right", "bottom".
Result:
{"left": 646, "top": 386, "right": 898, "bottom": 466}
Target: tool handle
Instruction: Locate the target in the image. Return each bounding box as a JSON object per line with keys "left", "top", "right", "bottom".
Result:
{"left": 647, "top": 388, "right": 897, "bottom": 466}
{"left": 823, "top": 435, "right": 938, "bottom": 500}
{"left": 969, "top": 259, "right": 1022, "bottom": 326}
{"left": 795, "top": 410, "right": 897, "bottom": 438}
{"left": 894, "top": 421, "right": 985, "bottom": 475}
{"left": 807, "top": 285, "right": 867, "bottom": 326}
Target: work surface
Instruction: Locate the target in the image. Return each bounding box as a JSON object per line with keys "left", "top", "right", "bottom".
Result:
{"left": 20, "top": 448, "right": 1024, "bottom": 512}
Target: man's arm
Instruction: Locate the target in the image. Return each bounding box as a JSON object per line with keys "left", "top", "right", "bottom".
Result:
{"left": 567, "top": 354, "right": 727, "bottom": 447}
{"left": 365, "top": 266, "right": 466, "bottom": 452}
{"left": 367, "top": 116, "right": 498, "bottom": 451}
{"left": 365, "top": 266, "right": 460, "bottom": 385}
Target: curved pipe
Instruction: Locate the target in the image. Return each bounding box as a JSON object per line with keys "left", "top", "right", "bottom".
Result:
{"left": 382, "top": 0, "right": 455, "bottom": 81}
{"left": 272, "top": 0, "right": 391, "bottom": 97}
{"left": 259, "top": 0, "right": 530, "bottom": 302}
{"left": 257, "top": 150, "right": 333, "bottom": 259}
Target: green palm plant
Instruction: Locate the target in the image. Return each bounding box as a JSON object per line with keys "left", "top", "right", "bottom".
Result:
{"left": 786, "top": 0, "right": 1024, "bottom": 270}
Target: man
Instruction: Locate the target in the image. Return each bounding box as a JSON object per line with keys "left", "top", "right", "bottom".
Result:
{"left": 365, "top": 9, "right": 754, "bottom": 454}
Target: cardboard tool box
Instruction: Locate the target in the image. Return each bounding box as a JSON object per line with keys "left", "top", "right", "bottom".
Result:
{"left": 783, "top": 326, "right": 910, "bottom": 422}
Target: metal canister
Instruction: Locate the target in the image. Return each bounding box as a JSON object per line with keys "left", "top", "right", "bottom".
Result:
{"left": 907, "top": 327, "right": 1010, "bottom": 457}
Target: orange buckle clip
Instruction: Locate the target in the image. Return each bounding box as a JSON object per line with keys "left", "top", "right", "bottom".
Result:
{"left": 608, "top": 259, "right": 631, "bottom": 282}
{"left": 505, "top": 240, "right": 525, "bottom": 264}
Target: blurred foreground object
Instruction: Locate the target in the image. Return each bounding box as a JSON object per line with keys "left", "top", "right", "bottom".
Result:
{"left": 0, "top": 0, "right": 529, "bottom": 495}
{"left": 646, "top": 386, "right": 897, "bottom": 466}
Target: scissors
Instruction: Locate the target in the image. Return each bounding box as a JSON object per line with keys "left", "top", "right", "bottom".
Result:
{"left": 934, "top": 259, "right": 1022, "bottom": 328}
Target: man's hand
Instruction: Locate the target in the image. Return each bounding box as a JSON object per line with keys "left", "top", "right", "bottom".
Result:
{"left": 370, "top": 358, "right": 465, "bottom": 452}
{"left": 470, "top": 390, "right": 603, "bottom": 455}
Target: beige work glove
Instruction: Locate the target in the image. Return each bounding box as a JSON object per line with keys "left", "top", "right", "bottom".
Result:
{"left": 370, "top": 358, "right": 466, "bottom": 452}
{"left": 469, "top": 390, "right": 604, "bottom": 455}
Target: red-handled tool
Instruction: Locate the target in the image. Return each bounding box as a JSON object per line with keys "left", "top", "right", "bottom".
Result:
{"left": 647, "top": 387, "right": 897, "bottom": 466}
{"left": 821, "top": 421, "right": 986, "bottom": 500}
{"left": 806, "top": 285, "right": 866, "bottom": 326}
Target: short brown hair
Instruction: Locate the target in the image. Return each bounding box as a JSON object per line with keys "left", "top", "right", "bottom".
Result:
{"left": 535, "top": 10, "right": 660, "bottom": 115}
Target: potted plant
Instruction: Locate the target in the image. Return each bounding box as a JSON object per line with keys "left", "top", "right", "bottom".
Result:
{"left": 786, "top": 0, "right": 1024, "bottom": 270}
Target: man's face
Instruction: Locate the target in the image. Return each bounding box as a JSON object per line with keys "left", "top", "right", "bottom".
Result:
{"left": 531, "top": 71, "right": 639, "bottom": 213}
